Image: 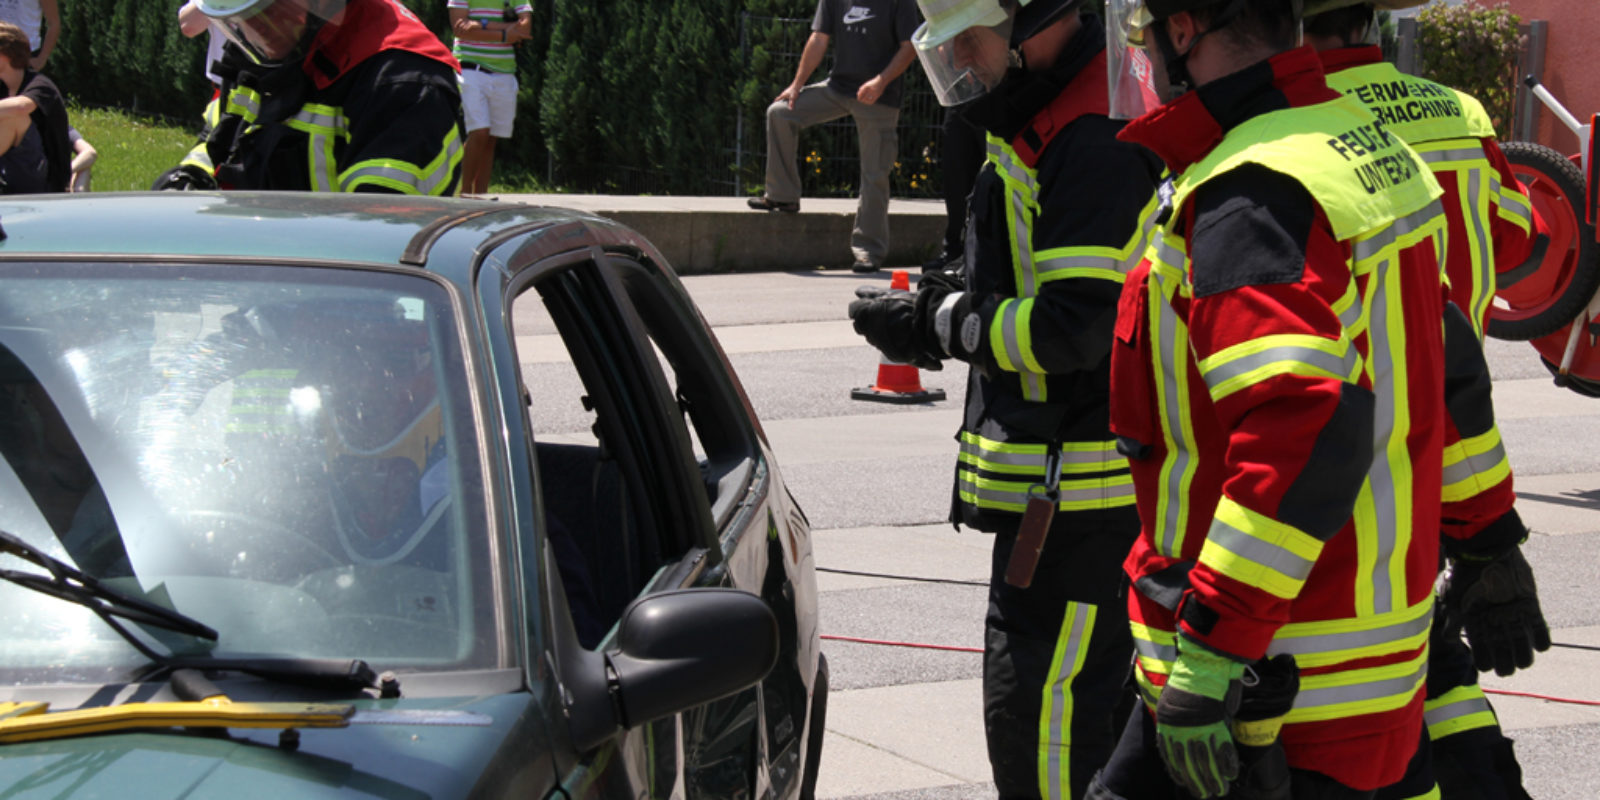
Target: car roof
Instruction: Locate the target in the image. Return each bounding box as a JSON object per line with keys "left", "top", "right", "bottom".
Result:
{"left": 0, "top": 191, "right": 642, "bottom": 272}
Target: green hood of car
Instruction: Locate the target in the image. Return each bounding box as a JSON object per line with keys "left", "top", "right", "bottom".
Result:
{"left": 0, "top": 694, "right": 536, "bottom": 799}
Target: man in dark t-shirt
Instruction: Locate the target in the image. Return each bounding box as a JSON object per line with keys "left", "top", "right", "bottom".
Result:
{"left": 748, "top": 0, "right": 919, "bottom": 272}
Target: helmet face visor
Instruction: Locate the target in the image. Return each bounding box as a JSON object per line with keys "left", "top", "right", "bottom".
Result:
{"left": 206, "top": 0, "right": 345, "bottom": 65}
{"left": 1105, "top": 0, "right": 1161, "bottom": 119}
{"left": 912, "top": 17, "right": 1014, "bottom": 107}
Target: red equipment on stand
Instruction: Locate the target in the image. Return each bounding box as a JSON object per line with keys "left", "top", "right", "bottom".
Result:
{"left": 1490, "top": 78, "right": 1600, "bottom": 396}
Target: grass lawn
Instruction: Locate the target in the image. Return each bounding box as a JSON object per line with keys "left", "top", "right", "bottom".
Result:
{"left": 70, "top": 105, "right": 200, "bottom": 193}
{"left": 68, "top": 102, "right": 556, "bottom": 194}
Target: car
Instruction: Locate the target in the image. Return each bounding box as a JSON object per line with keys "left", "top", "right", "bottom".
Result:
{"left": 0, "top": 192, "right": 827, "bottom": 799}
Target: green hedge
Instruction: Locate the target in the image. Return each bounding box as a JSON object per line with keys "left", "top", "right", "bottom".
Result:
{"left": 1416, "top": 1, "right": 1522, "bottom": 139}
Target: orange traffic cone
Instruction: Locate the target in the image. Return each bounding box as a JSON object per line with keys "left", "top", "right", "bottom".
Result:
{"left": 851, "top": 269, "right": 948, "bottom": 404}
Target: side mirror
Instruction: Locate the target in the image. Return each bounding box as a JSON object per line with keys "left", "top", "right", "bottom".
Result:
{"left": 608, "top": 588, "right": 778, "bottom": 729}
{"left": 548, "top": 535, "right": 777, "bottom": 753}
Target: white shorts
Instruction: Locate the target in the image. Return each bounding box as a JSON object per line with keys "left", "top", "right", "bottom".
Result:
{"left": 459, "top": 66, "right": 518, "bottom": 138}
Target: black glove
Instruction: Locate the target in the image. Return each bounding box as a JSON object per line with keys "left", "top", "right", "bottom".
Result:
{"left": 151, "top": 164, "right": 218, "bottom": 192}
{"left": 848, "top": 286, "right": 943, "bottom": 370}
{"left": 1442, "top": 544, "right": 1550, "bottom": 677}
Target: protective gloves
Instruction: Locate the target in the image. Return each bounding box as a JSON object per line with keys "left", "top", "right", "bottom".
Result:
{"left": 848, "top": 284, "right": 951, "bottom": 371}
{"left": 1156, "top": 635, "right": 1247, "bottom": 799}
{"left": 1442, "top": 543, "right": 1550, "bottom": 677}
{"left": 151, "top": 164, "right": 218, "bottom": 192}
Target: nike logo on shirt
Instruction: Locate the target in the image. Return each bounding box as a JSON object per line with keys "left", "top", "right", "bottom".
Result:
{"left": 841, "top": 6, "right": 875, "bottom": 25}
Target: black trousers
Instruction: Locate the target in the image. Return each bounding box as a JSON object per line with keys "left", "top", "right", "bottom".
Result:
{"left": 1377, "top": 609, "right": 1532, "bottom": 800}
{"left": 939, "top": 105, "right": 985, "bottom": 258}
{"left": 1093, "top": 703, "right": 1395, "bottom": 800}
{"left": 984, "top": 505, "right": 1139, "bottom": 800}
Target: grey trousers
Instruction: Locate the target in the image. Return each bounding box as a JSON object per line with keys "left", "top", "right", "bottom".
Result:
{"left": 764, "top": 82, "right": 900, "bottom": 266}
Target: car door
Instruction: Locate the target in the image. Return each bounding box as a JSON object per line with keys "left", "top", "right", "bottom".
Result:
{"left": 489, "top": 237, "right": 803, "bottom": 800}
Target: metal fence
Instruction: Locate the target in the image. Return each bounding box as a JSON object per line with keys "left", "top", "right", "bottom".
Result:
{"left": 733, "top": 13, "right": 947, "bottom": 199}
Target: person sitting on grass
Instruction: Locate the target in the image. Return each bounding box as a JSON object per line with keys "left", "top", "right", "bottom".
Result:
{"left": 0, "top": 20, "right": 68, "bottom": 194}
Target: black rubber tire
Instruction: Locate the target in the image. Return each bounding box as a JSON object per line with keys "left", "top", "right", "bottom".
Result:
{"left": 798, "top": 653, "right": 829, "bottom": 800}
{"left": 1488, "top": 141, "right": 1600, "bottom": 341}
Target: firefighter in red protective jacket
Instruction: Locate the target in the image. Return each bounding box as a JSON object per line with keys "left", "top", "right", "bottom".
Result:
{"left": 847, "top": 0, "right": 1163, "bottom": 797}
{"left": 1306, "top": 4, "right": 1543, "bottom": 800}
{"left": 154, "top": 0, "right": 463, "bottom": 194}
{"left": 1083, "top": 0, "right": 1549, "bottom": 798}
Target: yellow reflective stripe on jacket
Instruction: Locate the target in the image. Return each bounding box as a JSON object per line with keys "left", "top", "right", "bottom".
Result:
{"left": 957, "top": 472, "right": 1136, "bottom": 513}
{"left": 1034, "top": 193, "right": 1160, "bottom": 284}
{"left": 1198, "top": 332, "right": 1362, "bottom": 402}
{"left": 225, "top": 369, "right": 300, "bottom": 435}
{"left": 1348, "top": 205, "right": 1444, "bottom": 616}
{"left": 1039, "top": 602, "right": 1096, "bottom": 800}
{"left": 340, "top": 123, "right": 462, "bottom": 195}
{"left": 958, "top": 433, "right": 1127, "bottom": 476}
{"left": 1413, "top": 139, "right": 1499, "bottom": 336}
{"left": 226, "top": 87, "right": 261, "bottom": 123}
{"left": 1495, "top": 174, "right": 1533, "bottom": 233}
{"left": 1266, "top": 596, "right": 1432, "bottom": 668}
{"left": 1284, "top": 647, "right": 1427, "bottom": 724}
{"left": 1423, "top": 684, "right": 1499, "bottom": 739}
{"left": 1148, "top": 237, "right": 1200, "bottom": 559}
{"left": 1130, "top": 621, "right": 1176, "bottom": 678}
{"left": 992, "top": 297, "right": 1041, "bottom": 375}
{"left": 1440, "top": 428, "right": 1510, "bottom": 503}
{"left": 284, "top": 103, "right": 348, "bottom": 192}
{"left": 1198, "top": 496, "right": 1327, "bottom": 600}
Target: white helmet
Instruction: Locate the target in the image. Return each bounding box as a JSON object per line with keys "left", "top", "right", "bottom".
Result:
{"left": 196, "top": 0, "right": 348, "bottom": 66}
{"left": 911, "top": 0, "right": 1017, "bottom": 107}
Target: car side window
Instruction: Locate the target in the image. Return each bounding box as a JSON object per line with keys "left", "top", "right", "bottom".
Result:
{"left": 510, "top": 261, "right": 706, "bottom": 649}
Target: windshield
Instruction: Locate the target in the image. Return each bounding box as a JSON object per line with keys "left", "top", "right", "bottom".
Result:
{"left": 0, "top": 262, "right": 496, "bottom": 685}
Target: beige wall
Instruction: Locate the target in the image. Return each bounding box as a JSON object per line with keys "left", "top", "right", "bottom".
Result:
{"left": 1497, "top": 0, "right": 1598, "bottom": 153}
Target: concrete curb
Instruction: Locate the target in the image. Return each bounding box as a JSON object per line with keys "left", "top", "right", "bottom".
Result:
{"left": 486, "top": 193, "right": 947, "bottom": 274}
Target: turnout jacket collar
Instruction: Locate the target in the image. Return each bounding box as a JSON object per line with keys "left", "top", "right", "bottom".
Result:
{"left": 305, "top": 0, "right": 459, "bottom": 90}
{"left": 1118, "top": 46, "right": 1339, "bottom": 175}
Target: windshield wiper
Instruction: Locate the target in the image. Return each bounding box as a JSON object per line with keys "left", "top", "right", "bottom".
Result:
{"left": 0, "top": 528, "right": 218, "bottom": 660}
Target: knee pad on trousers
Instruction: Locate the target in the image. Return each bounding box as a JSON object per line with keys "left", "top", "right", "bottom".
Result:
{"left": 1082, "top": 771, "right": 1134, "bottom": 800}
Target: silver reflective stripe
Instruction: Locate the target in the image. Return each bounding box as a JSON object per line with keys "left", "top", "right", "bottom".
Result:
{"left": 1465, "top": 165, "right": 1493, "bottom": 326}
{"left": 1043, "top": 603, "right": 1094, "bottom": 800}
{"left": 1151, "top": 234, "right": 1185, "bottom": 271}
{"left": 310, "top": 134, "right": 334, "bottom": 192}
{"left": 1133, "top": 635, "right": 1177, "bottom": 665}
{"left": 1497, "top": 178, "right": 1533, "bottom": 226}
{"left": 1154, "top": 266, "right": 1192, "bottom": 557}
{"left": 1339, "top": 296, "right": 1362, "bottom": 331}
{"left": 1268, "top": 604, "right": 1432, "bottom": 659}
{"left": 290, "top": 108, "right": 344, "bottom": 131}
{"left": 1423, "top": 693, "right": 1493, "bottom": 728}
{"left": 229, "top": 90, "right": 261, "bottom": 121}
{"left": 1367, "top": 254, "right": 1400, "bottom": 614}
{"left": 1001, "top": 301, "right": 1028, "bottom": 375}
{"left": 1294, "top": 659, "right": 1425, "bottom": 710}
{"left": 1417, "top": 146, "right": 1485, "bottom": 164}
{"left": 1201, "top": 344, "right": 1357, "bottom": 391}
{"left": 960, "top": 439, "right": 1121, "bottom": 470}
{"left": 1036, "top": 253, "right": 1127, "bottom": 276}
{"left": 1352, "top": 200, "right": 1443, "bottom": 263}
{"left": 1207, "top": 518, "right": 1316, "bottom": 585}
{"left": 959, "top": 478, "right": 1136, "bottom": 507}
{"left": 1441, "top": 439, "right": 1507, "bottom": 485}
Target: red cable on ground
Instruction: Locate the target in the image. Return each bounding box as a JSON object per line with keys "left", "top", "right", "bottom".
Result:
{"left": 820, "top": 634, "right": 983, "bottom": 654}
{"left": 821, "top": 635, "right": 1600, "bottom": 709}
{"left": 1483, "top": 687, "right": 1600, "bottom": 707}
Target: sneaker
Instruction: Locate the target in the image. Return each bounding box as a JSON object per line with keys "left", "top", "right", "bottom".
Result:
{"left": 850, "top": 259, "right": 880, "bottom": 273}
{"left": 748, "top": 195, "right": 800, "bottom": 213}
{"left": 921, "top": 251, "right": 963, "bottom": 273}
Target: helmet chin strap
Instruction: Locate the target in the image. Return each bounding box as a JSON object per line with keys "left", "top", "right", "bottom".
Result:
{"left": 1148, "top": 0, "right": 1250, "bottom": 97}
